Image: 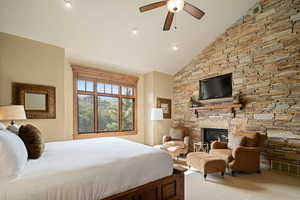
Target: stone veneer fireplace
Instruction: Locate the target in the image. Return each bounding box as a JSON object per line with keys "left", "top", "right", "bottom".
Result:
{"left": 203, "top": 128, "right": 228, "bottom": 150}
{"left": 173, "top": 0, "right": 300, "bottom": 174}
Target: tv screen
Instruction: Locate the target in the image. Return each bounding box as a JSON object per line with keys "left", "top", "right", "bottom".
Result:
{"left": 199, "top": 73, "right": 232, "bottom": 100}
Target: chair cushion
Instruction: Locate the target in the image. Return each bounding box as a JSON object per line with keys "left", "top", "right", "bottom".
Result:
{"left": 18, "top": 124, "right": 44, "bottom": 159}
{"left": 210, "top": 149, "right": 233, "bottom": 163}
{"left": 228, "top": 134, "right": 246, "bottom": 149}
{"left": 169, "top": 127, "right": 187, "bottom": 140}
{"left": 164, "top": 141, "right": 185, "bottom": 148}
{"left": 236, "top": 131, "right": 259, "bottom": 147}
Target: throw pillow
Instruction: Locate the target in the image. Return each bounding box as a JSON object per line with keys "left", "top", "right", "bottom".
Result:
{"left": 236, "top": 131, "right": 259, "bottom": 147}
{"left": 228, "top": 134, "right": 246, "bottom": 149}
{"left": 0, "top": 130, "right": 28, "bottom": 183}
{"left": 18, "top": 124, "right": 45, "bottom": 159}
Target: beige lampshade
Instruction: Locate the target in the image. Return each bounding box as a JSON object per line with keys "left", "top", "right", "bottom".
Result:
{"left": 151, "top": 108, "right": 163, "bottom": 121}
{"left": 0, "top": 105, "right": 27, "bottom": 121}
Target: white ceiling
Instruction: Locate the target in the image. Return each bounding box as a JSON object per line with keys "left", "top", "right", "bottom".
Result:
{"left": 0, "top": 0, "right": 258, "bottom": 74}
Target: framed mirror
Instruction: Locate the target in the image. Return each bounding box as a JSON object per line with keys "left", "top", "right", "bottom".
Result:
{"left": 24, "top": 93, "right": 47, "bottom": 111}
{"left": 12, "top": 83, "right": 56, "bottom": 119}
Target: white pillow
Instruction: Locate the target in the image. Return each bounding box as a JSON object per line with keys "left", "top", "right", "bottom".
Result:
{"left": 0, "top": 130, "right": 28, "bottom": 183}
{"left": 0, "top": 122, "right": 6, "bottom": 130}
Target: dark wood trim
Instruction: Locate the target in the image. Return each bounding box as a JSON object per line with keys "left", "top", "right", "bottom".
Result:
{"left": 190, "top": 104, "right": 242, "bottom": 111}
{"left": 72, "top": 65, "right": 139, "bottom": 86}
{"left": 103, "top": 168, "right": 185, "bottom": 200}
{"left": 190, "top": 104, "right": 242, "bottom": 118}
{"left": 12, "top": 82, "right": 56, "bottom": 119}
{"left": 72, "top": 65, "right": 138, "bottom": 138}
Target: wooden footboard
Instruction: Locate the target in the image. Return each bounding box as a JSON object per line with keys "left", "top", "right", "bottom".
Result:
{"left": 103, "top": 167, "right": 186, "bottom": 200}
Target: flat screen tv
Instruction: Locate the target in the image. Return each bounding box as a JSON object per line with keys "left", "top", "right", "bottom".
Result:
{"left": 199, "top": 73, "right": 232, "bottom": 100}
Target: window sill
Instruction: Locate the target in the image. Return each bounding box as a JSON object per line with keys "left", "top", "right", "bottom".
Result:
{"left": 73, "top": 131, "right": 137, "bottom": 140}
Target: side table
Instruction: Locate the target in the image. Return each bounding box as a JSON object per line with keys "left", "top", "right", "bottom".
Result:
{"left": 193, "top": 142, "right": 209, "bottom": 152}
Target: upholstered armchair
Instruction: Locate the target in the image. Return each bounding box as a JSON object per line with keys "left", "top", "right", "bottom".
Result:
{"left": 209, "top": 131, "right": 267, "bottom": 174}
{"left": 157, "top": 126, "right": 189, "bottom": 159}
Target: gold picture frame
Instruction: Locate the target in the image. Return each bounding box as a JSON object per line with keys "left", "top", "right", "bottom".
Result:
{"left": 157, "top": 97, "right": 172, "bottom": 119}
{"left": 12, "top": 83, "right": 56, "bottom": 119}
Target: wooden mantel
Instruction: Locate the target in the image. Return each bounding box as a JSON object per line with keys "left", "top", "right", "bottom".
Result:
{"left": 190, "top": 104, "right": 242, "bottom": 118}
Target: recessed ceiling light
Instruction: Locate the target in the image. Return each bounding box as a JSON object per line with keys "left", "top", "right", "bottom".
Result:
{"left": 172, "top": 45, "right": 179, "bottom": 51}
{"left": 131, "top": 28, "right": 139, "bottom": 35}
{"left": 65, "top": 1, "right": 72, "bottom": 8}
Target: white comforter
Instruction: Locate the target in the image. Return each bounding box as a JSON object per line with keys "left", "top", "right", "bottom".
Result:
{"left": 0, "top": 137, "right": 173, "bottom": 200}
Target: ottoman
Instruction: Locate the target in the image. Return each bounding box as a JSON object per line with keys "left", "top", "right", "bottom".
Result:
{"left": 187, "top": 152, "right": 226, "bottom": 179}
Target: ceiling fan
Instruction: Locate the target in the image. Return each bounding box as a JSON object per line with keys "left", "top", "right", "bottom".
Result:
{"left": 139, "top": 0, "right": 205, "bottom": 31}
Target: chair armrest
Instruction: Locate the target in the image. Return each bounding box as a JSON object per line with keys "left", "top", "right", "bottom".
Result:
{"left": 184, "top": 136, "right": 190, "bottom": 147}
{"left": 232, "top": 146, "right": 263, "bottom": 159}
{"left": 162, "top": 135, "right": 172, "bottom": 144}
{"left": 211, "top": 141, "right": 227, "bottom": 149}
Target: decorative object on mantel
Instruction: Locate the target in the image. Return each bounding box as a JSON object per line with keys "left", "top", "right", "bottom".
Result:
{"left": 289, "top": 9, "right": 300, "bottom": 33}
{"left": 12, "top": 83, "right": 56, "bottom": 119}
{"left": 157, "top": 98, "right": 172, "bottom": 119}
{"left": 189, "top": 97, "right": 202, "bottom": 108}
{"left": 233, "top": 92, "right": 241, "bottom": 104}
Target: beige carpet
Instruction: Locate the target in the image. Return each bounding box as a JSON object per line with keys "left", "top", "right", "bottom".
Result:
{"left": 185, "top": 169, "right": 300, "bottom": 200}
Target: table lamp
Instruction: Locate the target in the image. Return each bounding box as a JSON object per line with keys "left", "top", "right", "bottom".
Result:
{"left": 150, "top": 108, "right": 163, "bottom": 121}
{"left": 0, "top": 105, "right": 27, "bottom": 125}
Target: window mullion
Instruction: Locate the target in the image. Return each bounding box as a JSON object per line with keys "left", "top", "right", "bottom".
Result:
{"left": 94, "top": 81, "right": 98, "bottom": 133}
{"left": 119, "top": 98, "right": 122, "bottom": 132}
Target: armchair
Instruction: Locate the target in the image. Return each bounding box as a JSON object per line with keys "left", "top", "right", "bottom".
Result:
{"left": 157, "top": 126, "right": 189, "bottom": 159}
{"left": 210, "top": 131, "right": 267, "bottom": 173}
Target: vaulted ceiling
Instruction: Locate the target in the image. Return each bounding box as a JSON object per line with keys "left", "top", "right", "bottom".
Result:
{"left": 0, "top": 0, "right": 258, "bottom": 74}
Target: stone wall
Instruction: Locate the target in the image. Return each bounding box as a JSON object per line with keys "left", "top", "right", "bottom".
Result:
{"left": 173, "top": 0, "right": 300, "bottom": 170}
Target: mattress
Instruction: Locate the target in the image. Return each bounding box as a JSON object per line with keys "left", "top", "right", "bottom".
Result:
{"left": 0, "top": 137, "right": 173, "bottom": 200}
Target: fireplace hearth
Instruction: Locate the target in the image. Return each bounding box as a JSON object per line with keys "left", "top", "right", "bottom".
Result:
{"left": 203, "top": 128, "right": 228, "bottom": 150}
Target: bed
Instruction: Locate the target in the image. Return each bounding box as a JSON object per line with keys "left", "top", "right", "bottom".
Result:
{"left": 0, "top": 137, "right": 185, "bottom": 200}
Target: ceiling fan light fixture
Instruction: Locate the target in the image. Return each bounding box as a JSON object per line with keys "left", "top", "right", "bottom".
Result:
{"left": 167, "top": 0, "right": 185, "bottom": 13}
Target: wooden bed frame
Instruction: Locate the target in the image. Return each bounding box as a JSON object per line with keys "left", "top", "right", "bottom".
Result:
{"left": 103, "top": 167, "right": 186, "bottom": 200}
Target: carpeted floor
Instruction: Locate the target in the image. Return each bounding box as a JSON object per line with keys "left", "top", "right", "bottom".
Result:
{"left": 185, "top": 169, "right": 300, "bottom": 200}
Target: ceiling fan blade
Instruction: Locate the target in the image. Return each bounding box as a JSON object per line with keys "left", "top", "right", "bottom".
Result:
{"left": 183, "top": 2, "right": 205, "bottom": 20}
{"left": 163, "top": 11, "right": 174, "bottom": 31}
{"left": 139, "top": 1, "right": 167, "bottom": 12}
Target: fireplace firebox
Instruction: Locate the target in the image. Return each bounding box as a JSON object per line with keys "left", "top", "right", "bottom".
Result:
{"left": 203, "top": 128, "right": 228, "bottom": 150}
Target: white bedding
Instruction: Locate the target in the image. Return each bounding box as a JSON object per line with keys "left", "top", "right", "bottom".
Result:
{"left": 0, "top": 137, "right": 173, "bottom": 200}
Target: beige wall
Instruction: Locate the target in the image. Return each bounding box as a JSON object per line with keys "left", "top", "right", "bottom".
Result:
{"left": 0, "top": 32, "right": 66, "bottom": 142}
{"left": 0, "top": 32, "right": 145, "bottom": 144}
{"left": 144, "top": 72, "right": 155, "bottom": 145}
{"left": 144, "top": 71, "right": 174, "bottom": 145}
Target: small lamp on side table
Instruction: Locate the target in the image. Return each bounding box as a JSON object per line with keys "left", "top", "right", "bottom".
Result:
{"left": 0, "top": 105, "right": 27, "bottom": 132}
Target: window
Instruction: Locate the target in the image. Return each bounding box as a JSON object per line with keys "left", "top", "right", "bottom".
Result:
{"left": 72, "top": 66, "right": 138, "bottom": 139}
